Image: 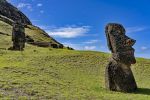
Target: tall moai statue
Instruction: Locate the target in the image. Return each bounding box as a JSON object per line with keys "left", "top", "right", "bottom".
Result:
{"left": 12, "top": 21, "right": 25, "bottom": 51}
{"left": 105, "top": 23, "right": 137, "bottom": 92}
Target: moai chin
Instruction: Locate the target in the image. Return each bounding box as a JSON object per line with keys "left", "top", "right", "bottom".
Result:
{"left": 12, "top": 21, "right": 25, "bottom": 51}
{"left": 105, "top": 23, "right": 137, "bottom": 92}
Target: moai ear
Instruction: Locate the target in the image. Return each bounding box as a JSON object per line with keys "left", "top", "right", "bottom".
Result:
{"left": 105, "top": 25, "right": 113, "bottom": 52}
{"left": 108, "top": 25, "right": 113, "bottom": 34}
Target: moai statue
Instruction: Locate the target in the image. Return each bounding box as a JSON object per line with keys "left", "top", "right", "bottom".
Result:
{"left": 105, "top": 23, "right": 137, "bottom": 92}
{"left": 12, "top": 21, "right": 25, "bottom": 51}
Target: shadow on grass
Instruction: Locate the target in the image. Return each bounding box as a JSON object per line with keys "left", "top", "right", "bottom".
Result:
{"left": 134, "top": 88, "right": 150, "bottom": 95}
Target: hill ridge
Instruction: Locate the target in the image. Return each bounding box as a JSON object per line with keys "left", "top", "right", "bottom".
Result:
{"left": 0, "top": 0, "right": 31, "bottom": 25}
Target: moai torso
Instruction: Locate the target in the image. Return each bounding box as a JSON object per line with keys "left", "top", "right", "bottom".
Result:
{"left": 105, "top": 23, "right": 137, "bottom": 92}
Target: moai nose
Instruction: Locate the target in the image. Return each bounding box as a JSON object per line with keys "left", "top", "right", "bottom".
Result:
{"left": 132, "top": 39, "right": 136, "bottom": 45}
{"left": 126, "top": 39, "right": 136, "bottom": 46}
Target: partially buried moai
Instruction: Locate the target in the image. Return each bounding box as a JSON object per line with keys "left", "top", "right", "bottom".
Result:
{"left": 11, "top": 21, "right": 25, "bottom": 51}
{"left": 105, "top": 23, "right": 137, "bottom": 92}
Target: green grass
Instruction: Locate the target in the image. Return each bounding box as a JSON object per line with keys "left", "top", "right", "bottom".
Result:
{"left": 0, "top": 20, "right": 150, "bottom": 100}
{"left": 0, "top": 45, "right": 149, "bottom": 99}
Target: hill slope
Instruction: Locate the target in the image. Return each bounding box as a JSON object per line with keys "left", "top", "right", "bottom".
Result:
{"left": 0, "top": 20, "right": 63, "bottom": 49}
{"left": 0, "top": 45, "right": 149, "bottom": 99}
{"left": 0, "top": 0, "right": 64, "bottom": 49}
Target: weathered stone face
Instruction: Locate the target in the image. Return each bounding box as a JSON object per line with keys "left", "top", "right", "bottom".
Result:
{"left": 105, "top": 23, "right": 136, "bottom": 65}
{"left": 105, "top": 23, "right": 137, "bottom": 92}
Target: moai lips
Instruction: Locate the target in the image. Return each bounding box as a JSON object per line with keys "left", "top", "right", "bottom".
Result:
{"left": 105, "top": 23, "right": 137, "bottom": 92}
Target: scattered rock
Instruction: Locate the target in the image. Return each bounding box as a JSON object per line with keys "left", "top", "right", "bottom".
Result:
{"left": 67, "top": 46, "right": 74, "bottom": 50}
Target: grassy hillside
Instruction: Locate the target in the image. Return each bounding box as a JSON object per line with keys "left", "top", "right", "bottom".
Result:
{"left": 0, "top": 44, "right": 149, "bottom": 99}
{"left": 0, "top": 20, "right": 62, "bottom": 49}
{"left": 0, "top": 16, "right": 149, "bottom": 100}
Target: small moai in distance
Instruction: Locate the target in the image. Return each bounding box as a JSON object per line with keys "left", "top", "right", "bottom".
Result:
{"left": 11, "top": 20, "right": 26, "bottom": 51}
{"left": 105, "top": 23, "right": 137, "bottom": 92}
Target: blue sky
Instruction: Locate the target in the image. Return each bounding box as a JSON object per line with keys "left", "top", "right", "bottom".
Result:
{"left": 9, "top": 0, "right": 150, "bottom": 58}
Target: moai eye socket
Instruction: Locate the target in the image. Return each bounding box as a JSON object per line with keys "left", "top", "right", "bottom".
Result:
{"left": 117, "top": 30, "right": 123, "bottom": 35}
{"left": 15, "top": 27, "right": 19, "bottom": 31}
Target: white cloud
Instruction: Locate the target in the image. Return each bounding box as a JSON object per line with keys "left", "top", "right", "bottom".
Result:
{"left": 83, "top": 40, "right": 100, "bottom": 44}
{"left": 62, "top": 42, "right": 83, "bottom": 50}
{"left": 47, "top": 26, "right": 90, "bottom": 38}
{"left": 17, "top": 3, "right": 30, "bottom": 8}
{"left": 141, "top": 46, "right": 148, "bottom": 50}
{"left": 31, "top": 19, "right": 40, "bottom": 22}
{"left": 62, "top": 42, "right": 97, "bottom": 50}
{"left": 37, "top": 3, "right": 43, "bottom": 7}
{"left": 6, "top": 0, "right": 9, "bottom": 1}
{"left": 126, "top": 26, "right": 147, "bottom": 33}
{"left": 84, "top": 46, "right": 96, "bottom": 50}
{"left": 37, "top": 25, "right": 55, "bottom": 30}
{"left": 40, "top": 10, "right": 44, "bottom": 14}
{"left": 17, "top": 3, "right": 32, "bottom": 11}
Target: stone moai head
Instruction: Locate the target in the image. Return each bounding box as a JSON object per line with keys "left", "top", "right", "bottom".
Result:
{"left": 13, "top": 20, "right": 25, "bottom": 34}
{"left": 105, "top": 23, "right": 136, "bottom": 65}
{"left": 12, "top": 20, "right": 25, "bottom": 40}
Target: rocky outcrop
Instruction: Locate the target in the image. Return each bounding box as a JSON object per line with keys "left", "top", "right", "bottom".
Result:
{"left": 0, "top": 31, "right": 10, "bottom": 36}
{"left": 25, "top": 25, "right": 64, "bottom": 48}
{"left": 0, "top": 15, "right": 13, "bottom": 25}
{"left": 28, "top": 42, "right": 63, "bottom": 48}
{"left": 105, "top": 23, "right": 137, "bottom": 92}
{"left": 0, "top": 0, "right": 32, "bottom": 25}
